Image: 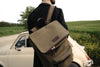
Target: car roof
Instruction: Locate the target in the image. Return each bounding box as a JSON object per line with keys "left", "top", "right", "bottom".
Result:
{"left": 19, "top": 31, "right": 29, "bottom": 35}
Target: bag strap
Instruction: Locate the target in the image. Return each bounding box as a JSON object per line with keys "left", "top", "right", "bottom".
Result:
{"left": 31, "top": 6, "right": 55, "bottom": 32}
{"left": 46, "top": 6, "right": 55, "bottom": 24}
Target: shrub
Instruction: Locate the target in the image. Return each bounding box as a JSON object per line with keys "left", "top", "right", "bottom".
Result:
{"left": 85, "top": 44, "right": 100, "bottom": 66}
{"left": 70, "top": 31, "right": 100, "bottom": 66}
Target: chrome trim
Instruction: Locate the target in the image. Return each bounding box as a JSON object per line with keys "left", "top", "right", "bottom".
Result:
{"left": 83, "top": 59, "right": 93, "bottom": 67}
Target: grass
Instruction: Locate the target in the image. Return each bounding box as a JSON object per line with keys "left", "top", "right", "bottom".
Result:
{"left": 67, "top": 20, "right": 100, "bottom": 33}
{"left": 66, "top": 20, "right": 100, "bottom": 46}
{"left": 0, "top": 26, "right": 25, "bottom": 37}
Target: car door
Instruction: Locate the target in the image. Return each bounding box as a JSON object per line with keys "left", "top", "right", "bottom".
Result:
{"left": 8, "top": 34, "right": 34, "bottom": 67}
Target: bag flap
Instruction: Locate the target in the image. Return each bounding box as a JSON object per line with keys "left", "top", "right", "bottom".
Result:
{"left": 30, "top": 20, "right": 69, "bottom": 53}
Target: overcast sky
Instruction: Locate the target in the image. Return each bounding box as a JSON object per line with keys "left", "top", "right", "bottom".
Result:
{"left": 0, "top": 0, "right": 100, "bottom": 23}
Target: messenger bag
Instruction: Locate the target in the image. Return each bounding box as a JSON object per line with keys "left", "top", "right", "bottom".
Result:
{"left": 29, "top": 6, "right": 73, "bottom": 64}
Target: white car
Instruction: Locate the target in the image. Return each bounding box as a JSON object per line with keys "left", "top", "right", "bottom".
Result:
{"left": 0, "top": 31, "right": 93, "bottom": 67}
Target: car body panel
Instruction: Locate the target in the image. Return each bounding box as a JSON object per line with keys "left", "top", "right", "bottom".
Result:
{"left": 8, "top": 48, "right": 34, "bottom": 67}
{"left": 68, "top": 36, "right": 93, "bottom": 67}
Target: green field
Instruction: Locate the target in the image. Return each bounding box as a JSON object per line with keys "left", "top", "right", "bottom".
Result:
{"left": 0, "top": 26, "right": 25, "bottom": 37}
{"left": 67, "top": 20, "right": 100, "bottom": 32}
{"left": 66, "top": 20, "right": 100, "bottom": 46}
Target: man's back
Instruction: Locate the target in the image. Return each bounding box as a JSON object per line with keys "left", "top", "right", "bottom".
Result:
{"left": 27, "top": 0, "right": 71, "bottom": 66}
{"left": 27, "top": 3, "right": 68, "bottom": 34}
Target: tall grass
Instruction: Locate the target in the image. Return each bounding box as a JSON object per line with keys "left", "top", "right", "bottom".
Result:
{"left": 67, "top": 20, "right": 100, "bottom": 33}
{"left": 0, "top": 26, "right": 25, "bottom": 37}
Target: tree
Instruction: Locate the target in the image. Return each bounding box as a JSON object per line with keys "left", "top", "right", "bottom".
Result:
{"left": 0, "top": 21, "right": 10, "bottom": 27}
{"left": 18, "top": 6, "right": 35, "bottom": 29}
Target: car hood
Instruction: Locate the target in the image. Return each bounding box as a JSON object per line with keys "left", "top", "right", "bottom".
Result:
{"left": 0, "top": 44, "right": 11, "bottom": 51}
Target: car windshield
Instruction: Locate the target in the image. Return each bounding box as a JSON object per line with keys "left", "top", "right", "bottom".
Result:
{"left": 15, "top": 34, "right": 32, "bottom": 48}
{"left": 15, "top": 35, "right": 26, "bottom": 48}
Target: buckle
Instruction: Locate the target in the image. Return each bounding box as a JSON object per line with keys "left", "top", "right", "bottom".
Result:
{"left": 51, "top": 46, "right": 56, "bottom": 50}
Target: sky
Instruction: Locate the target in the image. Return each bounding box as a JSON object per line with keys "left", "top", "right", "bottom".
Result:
{"left": 0, "top": 0, "right": 100, "bottom": 23}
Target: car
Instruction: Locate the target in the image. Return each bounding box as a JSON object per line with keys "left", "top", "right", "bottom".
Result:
{"left": 0, "top": 31, "right": 93, "bottom": 67}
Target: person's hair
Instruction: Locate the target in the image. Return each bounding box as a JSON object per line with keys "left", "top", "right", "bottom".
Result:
{"left": 42, "top": 0, "right": 55, "bottom": 4}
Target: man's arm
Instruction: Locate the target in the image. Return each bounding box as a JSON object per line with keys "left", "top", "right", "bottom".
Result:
{"left": 27, "top": 16, "right": 32, "bottom": 34}
{"left": 57, "top": 9, "right": 68, "bottom": 30}
{"left": 27, "top": 11, "right": 38, "bottom": 34}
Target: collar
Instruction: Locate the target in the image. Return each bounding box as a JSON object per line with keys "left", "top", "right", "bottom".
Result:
{"left": 39, "top": 3, "right": 51, "bottom": 7}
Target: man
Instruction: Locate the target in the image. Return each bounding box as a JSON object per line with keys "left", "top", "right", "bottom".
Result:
{"left": 27, "top": 0, "right": 68, "bottom": 34}
{"left": 27, "top": 0, "right": 69, "bottom": 67}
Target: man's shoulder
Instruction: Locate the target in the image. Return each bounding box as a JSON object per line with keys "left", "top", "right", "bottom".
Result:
{"left": 55, "top": 6, "right": 61, "bottom": 10}
{"left": 54, "top": 6, "right": 63, "bottom": 13}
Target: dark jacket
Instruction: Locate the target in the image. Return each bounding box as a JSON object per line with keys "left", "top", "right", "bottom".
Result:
{"left": 27, "top": 3, "right": 69, "bottom": 67}
{"left": 27, "top": 3, "right": 68, "bottom": 34}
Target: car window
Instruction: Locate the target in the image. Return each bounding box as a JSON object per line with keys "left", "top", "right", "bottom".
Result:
{"left": 15, "top": 35, "right": 26, "bottom": 48}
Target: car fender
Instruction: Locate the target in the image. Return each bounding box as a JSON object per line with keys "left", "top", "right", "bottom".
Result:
{"left": 72, "top": 57, "right": 83, "bottom": 67}
{"left": 0, "top": 61, "right": 8, "bottom": 67}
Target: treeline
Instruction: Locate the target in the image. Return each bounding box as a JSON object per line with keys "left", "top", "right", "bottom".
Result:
{"left": 0, "top": 21, "right": 24, "bottom": 27}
